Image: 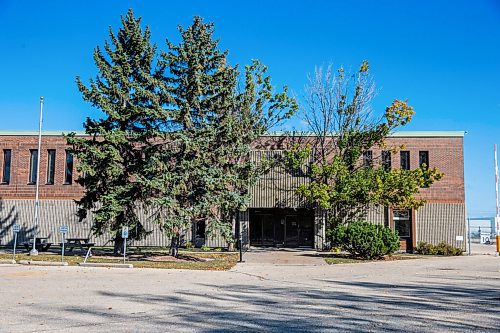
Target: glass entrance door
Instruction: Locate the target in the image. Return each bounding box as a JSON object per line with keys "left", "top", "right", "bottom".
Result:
{"left": 249, "top": 209, "right": 314, "bottom": 248}
{"left": 393, "top": 209, "right": 413, "bottom": 251}
{"left": 285, "top": 215, "right": 299, "bottom": 247}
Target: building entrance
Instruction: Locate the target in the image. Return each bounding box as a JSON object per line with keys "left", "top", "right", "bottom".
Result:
{"left": 249, "top": 208, "right": 314, "bottom": 247}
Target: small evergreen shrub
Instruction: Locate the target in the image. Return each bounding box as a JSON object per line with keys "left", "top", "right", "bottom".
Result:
{"left": 416, "top": 241, "right": 462, "bottom": 256}
{"left": 328, "top": 221, "right": 400, "bottom": 259}
{"left": 200, "top": 245, "right": 211, "bottom": 252}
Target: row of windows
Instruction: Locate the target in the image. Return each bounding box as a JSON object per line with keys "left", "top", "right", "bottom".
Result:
{"left": 362, "top": 150, "right": 429, "bottom": 170}
{"left": 1, "top": 149, "right": 73, "bottom": 185}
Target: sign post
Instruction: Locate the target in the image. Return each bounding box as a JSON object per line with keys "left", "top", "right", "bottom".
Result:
{"left": 59, "top": 225, "right": 68, "bottom": 263}
{"left": 12, "top": 224, "right": 20, "bottom": 260}
{"left": 122, "top": 227, "right": 129, "bottom": 264}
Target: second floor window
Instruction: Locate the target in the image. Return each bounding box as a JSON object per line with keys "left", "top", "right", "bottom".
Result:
{"left": 29, "top": 149, "right": 38, "bottom": 184}
{"left": 382, "top": 151, "right": 391, "bottom": 170}
{"left": 46, "top": 150, "right": 56, "bottom": 185}
{"left": 2, "top": 149, "right": 11, "bottom": 184}
{"left": 419, "top": 151, "right": 429, "bottom": 169}
{"left": 64, "top": 151, "right": 73, "bottom": 184}
{"left": 400, "top": 151, "right": 410, "bottom": 170}
{"left": 362, "top": 150, "right": 373, "bottom": 168}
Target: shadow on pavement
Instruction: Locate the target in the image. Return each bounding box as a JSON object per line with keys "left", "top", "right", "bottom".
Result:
{"left": 58, "top": 278, "right": 500, "bottom": 332}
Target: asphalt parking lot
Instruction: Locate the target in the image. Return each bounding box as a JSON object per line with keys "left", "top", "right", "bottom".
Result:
{"left": 0, "top": 253, "right": 499, "bottom": 332}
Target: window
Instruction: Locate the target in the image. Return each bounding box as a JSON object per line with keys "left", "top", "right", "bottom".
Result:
{"left": 46, "top": 150, "right": 56, "bottom": 185}
{"left": 362, "top": 150, "right": 373, "bottom": 168}
{"left": 29, "top": 149, "right": 38, "bottom": 184}
{"left": 64, "top": 151, "right": 73, "bottom": 184}
{"left": 393, "top": 209, "right": 411, "bottom": 239}
{"left": 2, "top": 150, "right": 12, "bottom": 184}
{"left": 382, "top": 151, "right": 391, "bottom": 170}
{"left": 400, "top": 151, "right": 410, "bottom": 170}
{"left": 419, "top": 151, "right": 430, "bottom": 187}
{"left": 419, "top": 151, "right": 429, "bottom": 169}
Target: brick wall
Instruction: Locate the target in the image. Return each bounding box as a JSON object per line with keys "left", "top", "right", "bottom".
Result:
{"left": 0, "top": 135, "right": 83, "bottom": 200}
{"left": 252, "top": 135, "right": 465, "bottom": 204}
{"left": 0, "top": 134, "right": 465, "bottom": 205}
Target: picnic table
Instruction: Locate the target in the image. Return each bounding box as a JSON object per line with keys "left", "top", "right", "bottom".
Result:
{"left": 61, "top": 238, "right": 94, "bottom": 252}
{"left": 23, "top": 237, "right": 52, "bottom": 252}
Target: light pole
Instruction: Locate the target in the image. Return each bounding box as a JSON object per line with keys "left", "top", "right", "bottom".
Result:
{"left": 30, "top": 97, "right": 43, "bottom": 256}
{"left": 495, "top": 144, "right": 500, "bottom": 256}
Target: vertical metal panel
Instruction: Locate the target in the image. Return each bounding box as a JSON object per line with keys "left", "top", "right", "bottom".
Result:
{"left": 314, "top": 206, "right": 326, "bottom": 250}
{"left": 250, "top": 150, "right": 312, "bottom": 209}
{"left": 0, "top": 199, "right": 232, "bottom": 248}
{"left": 416, "top": 203, "right": 466, "bottom": 250}
{"left": 364, "top": 206, "right": 386, "bottom": 225}
{"left": 239, "top": 210, "right": 250, "bottom": 248}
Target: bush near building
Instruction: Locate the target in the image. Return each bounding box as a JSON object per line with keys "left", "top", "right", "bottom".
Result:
{"left": 415, "top": 241, "right": 462, "bottom": 256}
{"left": 328, "top": 221, "right": 400, "bottom": 259}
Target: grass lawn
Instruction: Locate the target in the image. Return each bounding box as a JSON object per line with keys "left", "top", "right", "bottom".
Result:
{"left": 323, "top": 253, "right": 427, "bottom": 265}
{"left": 0, "top": 249, "right": 239, "bottom": 270}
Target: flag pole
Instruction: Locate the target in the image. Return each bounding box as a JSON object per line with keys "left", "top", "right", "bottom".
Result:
{"left": 495, "top": 144, "right": 500, "bottom": 256}
{"left": 30, "top": 97, "right": 43, "bottom": 256}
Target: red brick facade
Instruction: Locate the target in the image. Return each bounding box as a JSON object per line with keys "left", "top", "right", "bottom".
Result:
{"left": 0, "top": 134, "right": 83, "bottom": 200}
{"left": 251, "top": 134, "right": 465, "bottom": 204}
{"left": 0, "top": 132, "right": 465, "bottom": 204}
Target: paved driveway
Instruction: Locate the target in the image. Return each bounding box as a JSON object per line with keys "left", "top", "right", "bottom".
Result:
{"left": 242, "top": 247, "right": 327, "bottom": 265}
{"left": 0, "top": 254, "right": 499, "bottom": 332}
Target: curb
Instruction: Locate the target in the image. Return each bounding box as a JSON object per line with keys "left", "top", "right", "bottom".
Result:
{"left": 19, "top": 260, "right": 68, "bottom": 266}
{"left": 78, "top": 263, "right": 133, "bottom": 268}
{"left": 0, "top": 259, "right": 16, "bottom": 264}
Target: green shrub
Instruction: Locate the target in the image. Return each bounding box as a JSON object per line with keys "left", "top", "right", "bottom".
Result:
{"left": 327, "top": 224, "right": 346, "bottom": 249}
{"left": 328, "top": 221, "right": 400, "bottom": 259}
{"left": 214, "top": 247, "right": 222, "bottom": 252}
{"left": 416, "top": 241, "right": 462, "bottom": 256}
{"left": 415, "top": 241, "right": 437, "bottom": 255}
{"left": 200, "top": 245, "right": 210, "bottom": 252}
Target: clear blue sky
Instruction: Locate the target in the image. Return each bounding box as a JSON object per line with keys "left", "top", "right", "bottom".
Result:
{"left": 0, "top": 0, "right": 499, "bottom": 216}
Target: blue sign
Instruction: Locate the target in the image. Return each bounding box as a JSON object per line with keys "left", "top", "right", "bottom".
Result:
{"left": 122, "top": 227, "right": 129, "bottom": 239}
{"left": 13, "top": 224, "right": 20, "bottom": 233}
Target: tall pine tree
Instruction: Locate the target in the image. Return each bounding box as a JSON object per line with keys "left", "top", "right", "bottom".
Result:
{"left": 67, "top": 9, "right": 168, "bottom": 253}
{"left": 140, "top": 17, "right": 297, "bottom": 255}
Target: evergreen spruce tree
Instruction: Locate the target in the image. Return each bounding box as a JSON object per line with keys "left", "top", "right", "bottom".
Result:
{"left": 67, "top": 9, "right": 168, "bottom": 254}
{"left": 141, "top": 17, "right": 297, "bottom": 256}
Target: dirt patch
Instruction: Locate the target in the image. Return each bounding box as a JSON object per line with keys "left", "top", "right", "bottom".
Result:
{"left": 128, "top": 254, "right": 214, "bottom": 262}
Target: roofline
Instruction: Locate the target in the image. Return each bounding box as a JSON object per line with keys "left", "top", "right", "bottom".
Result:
{"left": 0, "top": 130, "right": 87, "bottom": 136}
{"left": 263, "top": 131, "right": 465, "bottom": 138}
{"left": 0, "top": 130, "right": 465, "bottom": 138}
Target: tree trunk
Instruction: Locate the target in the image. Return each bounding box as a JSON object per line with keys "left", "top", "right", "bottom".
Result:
{"left": 113, "top": 236, "right": 124, "bottom": 255}
{"left": 170, "top": 234, "right": 179, "bottom": 258}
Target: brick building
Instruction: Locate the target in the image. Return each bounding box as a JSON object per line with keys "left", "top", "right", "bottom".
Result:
{"left": 0, "top": 131, "right": 466, "bottom": 251}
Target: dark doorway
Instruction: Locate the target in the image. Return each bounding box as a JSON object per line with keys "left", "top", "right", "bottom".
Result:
{"left": 391, "top": 209, "right": 415, "bottom": 251}
{"left": 249, "top": 208, "right": 314, "bottom": 247}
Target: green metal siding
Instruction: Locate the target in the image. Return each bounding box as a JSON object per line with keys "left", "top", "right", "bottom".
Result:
{"left": 250, "top": 150, "right": 311, "bottom": 209}
{"left": 416, "top": 203, "right": 467, "bottom": 250}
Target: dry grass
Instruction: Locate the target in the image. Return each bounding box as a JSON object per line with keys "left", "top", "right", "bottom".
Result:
{"left": 0, "top": 250, "right": 239, "bottom": 271}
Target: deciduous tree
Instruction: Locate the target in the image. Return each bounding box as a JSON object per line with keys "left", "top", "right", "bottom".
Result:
{"left": 285, "top": 62, "right": 442, "bottom": 230}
